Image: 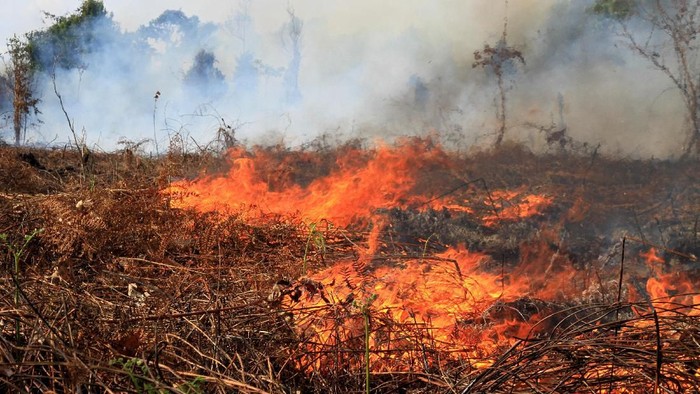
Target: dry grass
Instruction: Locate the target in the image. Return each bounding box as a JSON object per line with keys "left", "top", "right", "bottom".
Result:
{"left": 0, "top": 140, "right": 698, "bottom": 393}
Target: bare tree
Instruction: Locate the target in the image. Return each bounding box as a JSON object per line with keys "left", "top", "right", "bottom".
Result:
{"left": 598, "top": 0, "right": 700, "bottom": 157}
{"left": 282, "top": 6, "right": 303, "bottom": 105}
{"left": 6, "top": 35, "right": 40, "bottom": 146}
{"left": 473, "top": 3, "right": 525, "bottom": 148}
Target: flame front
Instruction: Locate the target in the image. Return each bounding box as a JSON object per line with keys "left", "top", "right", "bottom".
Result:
{"left": 165, "top": 140, "right": 697, "bottom": 385}
{"left": 287, "top": 244, "right": 534, "bottom": 371}
{"left": 166, "top": 141, "right": 577, "bottom": 371}
{"left": 167, "top": 141, "right": 552, "bottom": 228}
{"left": 168, "top": 140, "right": 452, "bottom": 227}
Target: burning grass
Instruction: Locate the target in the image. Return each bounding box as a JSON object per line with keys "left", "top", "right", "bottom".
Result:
{"left": 0, "top": 139, "right": 699, "bottom": 393}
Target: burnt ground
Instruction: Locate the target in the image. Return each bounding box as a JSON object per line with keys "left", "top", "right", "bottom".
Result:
{"left": 0, "top": 140, "right": 698, "bottom": 393}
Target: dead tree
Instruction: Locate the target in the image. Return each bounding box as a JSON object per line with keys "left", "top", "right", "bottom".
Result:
{"left": 473, "top": 3, "right": 525, "bottom": 148}
{"left": 599, "top": 0, "right": 700, "bottom": 157}
{"left": 283, "top": 7, "right": 303, "bottom": 105}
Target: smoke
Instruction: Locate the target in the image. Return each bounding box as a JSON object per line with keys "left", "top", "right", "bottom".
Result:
{"left": 0, "top": 0, "right": 689, "bottom": 157}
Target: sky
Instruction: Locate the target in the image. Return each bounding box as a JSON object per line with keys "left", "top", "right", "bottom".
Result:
{"left": 2, "top": 1, "right": 521, "bottom": 48}
{"left": 4, "top": 1, "right": 232, "bottom": 37}
{"left": 1, "top": 1, "right": 238, "bottom": 56}
{"left": 0, "top": 1, "right": 690, "bottom": 157}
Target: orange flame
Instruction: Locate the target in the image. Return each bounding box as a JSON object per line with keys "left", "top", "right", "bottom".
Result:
{"left": 167, "top": 140, "right": 450, "bottom": 227}
{"left": 165, "top": 141, "right": 697, "bottom": 379}
{"left": 482, "top": 189, "right": 553, "bottom": 227}
{"left": 637, "top": 248, "right": 700, "bottom": 315}
{"left": 166, "top": 141, "right": 578, "bottom": 371}
{"left": 640, "top": 247, "right": 664, "bottom": 265}
{"left": 167, "top": 141, "right": 552, "bottom": 229}
{"left": 286, "top": 236, "right": 588, "bottom": 372}
{"left": 287, "top": 245, "right": 508, "bottom": 371}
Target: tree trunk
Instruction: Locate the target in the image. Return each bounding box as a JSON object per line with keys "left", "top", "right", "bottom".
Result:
{"left": 495, "top": 74, "right": 506, "bottom": 147}
{"left": 681, "top": 98, "right": 700, "bottom": 158}
{"left": 691, "top": 124, "right": 700, "bottom": 157}
{"left": 13, "top": 68, "right": 23, "bottom": 146}
{"left": 13, "top": 112, "right": 21, "bottom": 146}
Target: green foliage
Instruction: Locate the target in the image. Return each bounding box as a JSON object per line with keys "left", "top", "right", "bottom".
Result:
{"left": 110, "top": 357, "right": 159, "bottom": 393}
{"left": 185, "top": 50, "right": 224, "bottom": 83}
{"left": 140, "top": 10, "right": 204, "bottom": 41}
{"left": 6, "top": 34, "right": 41, "bottom": 145}
{"left": 110, "top": 357, "right": 205, "bottom": 393}
{"left": 0, "top": 0, "right": 118, "bottom": 147}
{"left": 184, "top": 50, "right": 226, "bottom": 97}
{"left": 1, "top": 228, "right": 42, "bottom": 348}
{"left": 0, "top": 229, "right": 43, "bottom": 268}
{"left": 1, "top": 229, "right": 44, "bottom": 290}
{"left": 176, "top": 377, "right": 206, "bottom": 394}
{"left": 29, "top": 0, "right": 113, "bottom": 71}
{"left": 302, "top": 221, "right": 327, "bottom": 274}
{"left": 4, "top": 1, "right": 112, "bottom": 145}
{"left": 592, "top": 0, "right": 637, "bottom": 19}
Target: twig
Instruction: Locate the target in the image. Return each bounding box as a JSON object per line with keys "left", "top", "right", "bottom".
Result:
{"left": 9, "top": 271, "right": 70, "bottom": 348}
{"left": 51, "top": 68, "right": 86, "bottom": 178}
{"left": 625, "top": 236, "right": 697, "bottom": 261}
{"left": 632, "top": 209, "right": 647, "bottom": 244}
{"left": 652, "top": 307, "right": 662, "bottom": 394}
{"left": 100, "top": 302, "right": 267, "bottom": 324}
{"left": 419, "top": 177, "right": 500, "bottom": 218}
{"left": 610, "top": 236, "right": 626, "bottom": 393}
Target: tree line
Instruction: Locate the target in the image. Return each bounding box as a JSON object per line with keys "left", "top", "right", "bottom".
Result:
{"left": 2, "top": 0, "right": 699, "bottom": 157}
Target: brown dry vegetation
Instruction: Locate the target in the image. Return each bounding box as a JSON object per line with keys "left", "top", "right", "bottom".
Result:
{"left": 0, "top": 139, "right": 698, "bottom": 393}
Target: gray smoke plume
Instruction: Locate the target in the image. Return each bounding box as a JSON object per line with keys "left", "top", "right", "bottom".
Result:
{"left": 0, "top": 0, "right": 689, "bottom": 157}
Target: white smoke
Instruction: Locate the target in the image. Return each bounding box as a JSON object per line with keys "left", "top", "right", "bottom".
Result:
{"left": 0, "top": 0, "right": 689, "bottom": 157}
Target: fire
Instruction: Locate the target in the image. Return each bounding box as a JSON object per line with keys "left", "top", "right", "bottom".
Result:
{"left": 166, "top": 141, "right": 579, "bottom": 371}
{"left": 286, "top": 244, "right": 513, "bottom": 371}
{"left": 639, "top": 247, "right": 700, "bottom": 315}
{"left": 165, "top": 140, "right": 698, "bottom": 384}
{"left": 481, "top": 189, "right": 553, "bottom": 226}
{"left": 167, "top": 140, "right": 450, "bottom": 227}
{"left": 283, "top": 221, "right": 586, "bottom": 372}
{"left": 167, "top": 140, "right": 553, "bottom": 229}
{"left": 640, "top": 247, "right": 664, "bottom": 265}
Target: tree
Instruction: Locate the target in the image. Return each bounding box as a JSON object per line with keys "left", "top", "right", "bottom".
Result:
{"left": 231, "top": 51, "right": 260, "bottom": 100}
{"left": 473, "top": 13, "right": 525, "bottom": 148}
{"left": 29, "top": 0, "right": 112, "bottom": 71}
{"left": 184, "top": 49, "right": 226, "bottom": 97}
{"left": 592, "top": 0, "right": 636, "bottom": 19}
{"left": 2, "top": 1, "right": 117, "bottom": 146}
{"left": 138, "top": 9, "right": 215, "bottom": 53}
{"left": 0, "top": 74, "right": 8, "bottom": 115}
{"left": 282, "top": 7, "right": 303, "bottom": 105}
{"left": 594, "top": 0, "right": 700, "bottom": 157}
{"left": 6, "top": 35, "right": 41, "bottom": 145}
